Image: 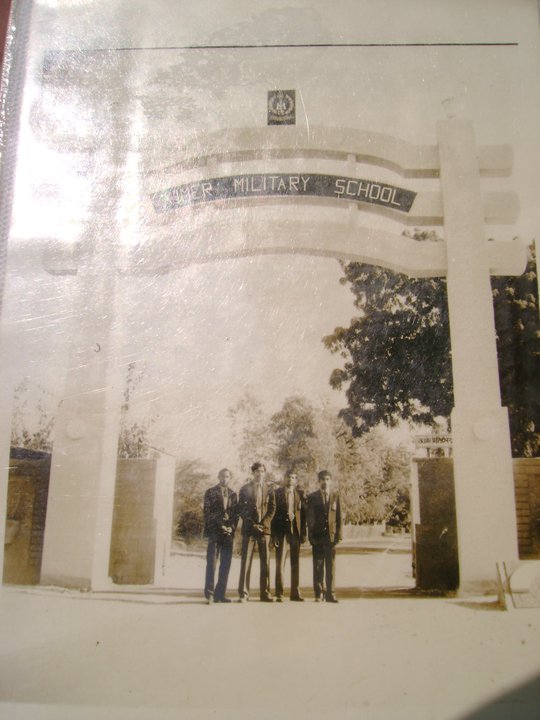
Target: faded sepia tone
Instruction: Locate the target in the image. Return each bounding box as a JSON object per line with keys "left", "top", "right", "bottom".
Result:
{"left": 0, "top": 1, "right": 539, "bottom": 719}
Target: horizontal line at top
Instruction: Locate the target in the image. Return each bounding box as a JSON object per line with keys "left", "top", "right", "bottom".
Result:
{"left": 69, "top": 42, "right": 519, "bottom": 52}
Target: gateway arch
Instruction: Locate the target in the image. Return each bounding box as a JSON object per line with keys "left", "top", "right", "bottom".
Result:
{"left": 17, "top": 112, "right": 525, "bottom": 596}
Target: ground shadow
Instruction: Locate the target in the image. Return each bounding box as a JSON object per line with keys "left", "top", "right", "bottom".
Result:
{"left": 459, "top": 674, "right": 540, "bottom": 719}
{"left": 10, "top": 584, "right": 509, "bottom": 610}
{"left": 336, "top": 585, "right": 440, "bottom": 599}
{"left": 336, "top": 545, "right": 412, "bottom": 556}
{"left": 452, "top": 599, "right": 504, "bottom": 612}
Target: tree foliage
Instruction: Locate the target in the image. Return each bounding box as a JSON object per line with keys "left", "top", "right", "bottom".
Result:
{"left": 324, "top": 233, "right": 539, "bottom": 457}
{"left": 229, "top": 391, "right": 411, "bottom": 527}
{"left": 324, "top": 231, "right": 452, "bottom": 434}
{"left": 117, "top": 422, "right": 151, "bottom": 459}
{"left": 335, "top": 427, "right": 411, "bottom": 526}
{"left": 173, "top": 459, "right": 211, "bottom": 544}
{"left": 269, "top": 395, "right": 318, "bottom": 477}
{"left": 10, "top": 379, "right": 55, "bottom": 452}
{"left": 117, "top": 362, "right": 152, "bottom": 459}
{"left": 228, "top": 389, "right": 275, "bottom": 473}
{"left": 492, "top": 251, "right": 540, "bottom": 456}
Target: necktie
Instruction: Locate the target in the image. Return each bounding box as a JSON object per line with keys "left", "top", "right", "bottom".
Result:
{"left": 288, "top": 490, "right": 294, "bottom": 519}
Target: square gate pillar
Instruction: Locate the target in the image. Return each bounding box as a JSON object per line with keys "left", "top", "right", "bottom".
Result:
{"left": 438, "top": 119, "right": 519, "bottom": 594}
{"left": 39, "top": 266, "right": 122, "bottom": 590}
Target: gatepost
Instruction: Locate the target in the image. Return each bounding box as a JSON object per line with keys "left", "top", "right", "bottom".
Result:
{"left": 438, "top": 119, "right": 519, "bottom": 594}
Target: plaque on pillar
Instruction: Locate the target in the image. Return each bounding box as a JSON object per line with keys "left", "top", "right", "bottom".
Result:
{"left": 0, "top": 1, "right": 539, "bottom": 718}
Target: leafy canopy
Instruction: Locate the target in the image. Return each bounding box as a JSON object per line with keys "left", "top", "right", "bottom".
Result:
{"left": 229, "top": 390, "right": 412, "bottom": 526}
{"left": 324, "top": 233, "right": 539, "bottom": 457}
{"left": 324, "top": 231, "right": 452, "bottom": 433}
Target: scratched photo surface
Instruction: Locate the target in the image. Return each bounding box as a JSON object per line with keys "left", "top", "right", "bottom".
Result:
{"left": 0, "top": 2, "right": 539, "bottom": 720}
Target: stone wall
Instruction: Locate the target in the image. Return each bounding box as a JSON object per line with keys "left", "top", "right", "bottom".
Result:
{"left": 108, "top": 458, "right": 158, "bottom": 585}
{"left": 108, "top": 455, "right": 176, "bottom": 586}
{"left": 513, "top": 458, "right": 540, "bottom": 558}
{"left": 412, "top": 457, "right": 540, "bottom": 592}
{"left": 3, "top": 448, "right": 51, "bottom": 585}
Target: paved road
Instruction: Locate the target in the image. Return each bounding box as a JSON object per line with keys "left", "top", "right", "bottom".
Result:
{"left": 1, "top": 537, "right": 539, "bottom": 720}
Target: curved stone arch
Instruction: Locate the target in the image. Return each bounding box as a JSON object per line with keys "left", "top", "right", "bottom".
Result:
{"left": 120, "top": 220, "right": 526, "bottom": 279}
{"left": 152, "top": 125, "right": 513, "bottom": 178}
{"left": 144, "top": 126, "right": 517, "bottom": 230}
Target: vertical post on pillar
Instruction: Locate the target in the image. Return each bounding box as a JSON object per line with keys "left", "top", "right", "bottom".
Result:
{"left": 437, "top": 119, "right": 519, "bottom": 594}
{"left": 36, "top": 49, "right": 137, "bottom": 589}
{"left": 40, "top": 228, "right": 122, "bottom": 589}
{"left": 39, "top": 147, "right": 127, "bottom": 591}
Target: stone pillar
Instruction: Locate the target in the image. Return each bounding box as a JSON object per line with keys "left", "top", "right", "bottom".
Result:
{"left": 40, "top": 214, "right": 122, "bottom": 589}
{"left": 437, "top": 119, "right": 519, "bottom": 594}
{"left": 35, "top": 47, "right": 138, "bottom": 589}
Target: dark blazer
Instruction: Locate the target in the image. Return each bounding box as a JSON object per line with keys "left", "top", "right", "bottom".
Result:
{"left": 307, "top": 489, "right": 342, "bottom": 546}
{"left": 203, "top": 484, "right": 238, "bottom": 539}
{"left": 272, "top": 486, "right": 306, "bottom": 542}
{"left": 238, "top": 481, "right": 276, "bottom": 536}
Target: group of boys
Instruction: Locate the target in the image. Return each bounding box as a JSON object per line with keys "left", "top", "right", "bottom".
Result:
{"left": 203, "top": 462, "right": 342, "bottom": 604}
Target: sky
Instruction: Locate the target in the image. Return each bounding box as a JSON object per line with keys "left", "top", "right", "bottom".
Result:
{"left": 2, "top": 0, "right": 540, "bottom": 473}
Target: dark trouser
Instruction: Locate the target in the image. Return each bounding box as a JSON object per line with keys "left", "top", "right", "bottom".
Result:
{"left": 238, "top": 533, "right": 272, "bottom": 599}
{"left": 312, "top": 542, "right": 336, "bottom": 600}
{"left": 275, "top": 531, "right": 302, "bottom": 599}
{"left": 205, "top": 536, "right": 233, "bottom": 600}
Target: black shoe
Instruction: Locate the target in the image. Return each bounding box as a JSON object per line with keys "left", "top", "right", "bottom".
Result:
{"left": 326, "top": 595, "right": 339, "bottom": 603}
{"left": 275, "top": 596, "right": 283, "bottom": 603}
{"left": 290, "top": 595, "right": 304, "bottom": 602}
{"left": 216, "top": 597, "right": 232, "bottom": 603}
{"left": 260, "top": 595, "right": 275, "bottom": 602}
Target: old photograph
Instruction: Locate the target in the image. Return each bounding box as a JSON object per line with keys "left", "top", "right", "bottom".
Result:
{"left": 0, "top": 1, "right": 539, "bottom": 718}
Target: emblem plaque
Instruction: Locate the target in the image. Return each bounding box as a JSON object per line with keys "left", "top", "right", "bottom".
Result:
{"left": 267, "top": 89, "right": 296, "bottom": 125}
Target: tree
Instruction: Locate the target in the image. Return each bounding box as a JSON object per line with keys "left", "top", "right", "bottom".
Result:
{"left": 382, "top": 443, "right": 412, "bottom": 530}
{"left": 324, "top": 231, "right": 452, "bottom": 434}
{"left": 324, "top": 232, "right": 539, "bottom": 457}
{"left": 269, "top": 395, "right": 318, "bottom": 478}
{"left": 232, "top": 391, "right": 412, "bottom": 525}
{"left": 492, "top": 249, "right": 540, "bottom": 457}
{"left": 229, "top": 392, "right": 336, "bottom": 486}
{"left": 173, "top": 459, "right": 211, "bottom": 544}
{"left": 117, "top": 362, "right": 152, "bottom": 458}
{"left": 228, "top": 389, "right": 275, "bottom": 473}
{"left": 10, "top": 379, "right": 55, "bottom": 452}
{"left": 334, "top": 425, "right": 411, "bottom": 526}
{"left": 117, "top": 422, "right": 151, "bottom": 459}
